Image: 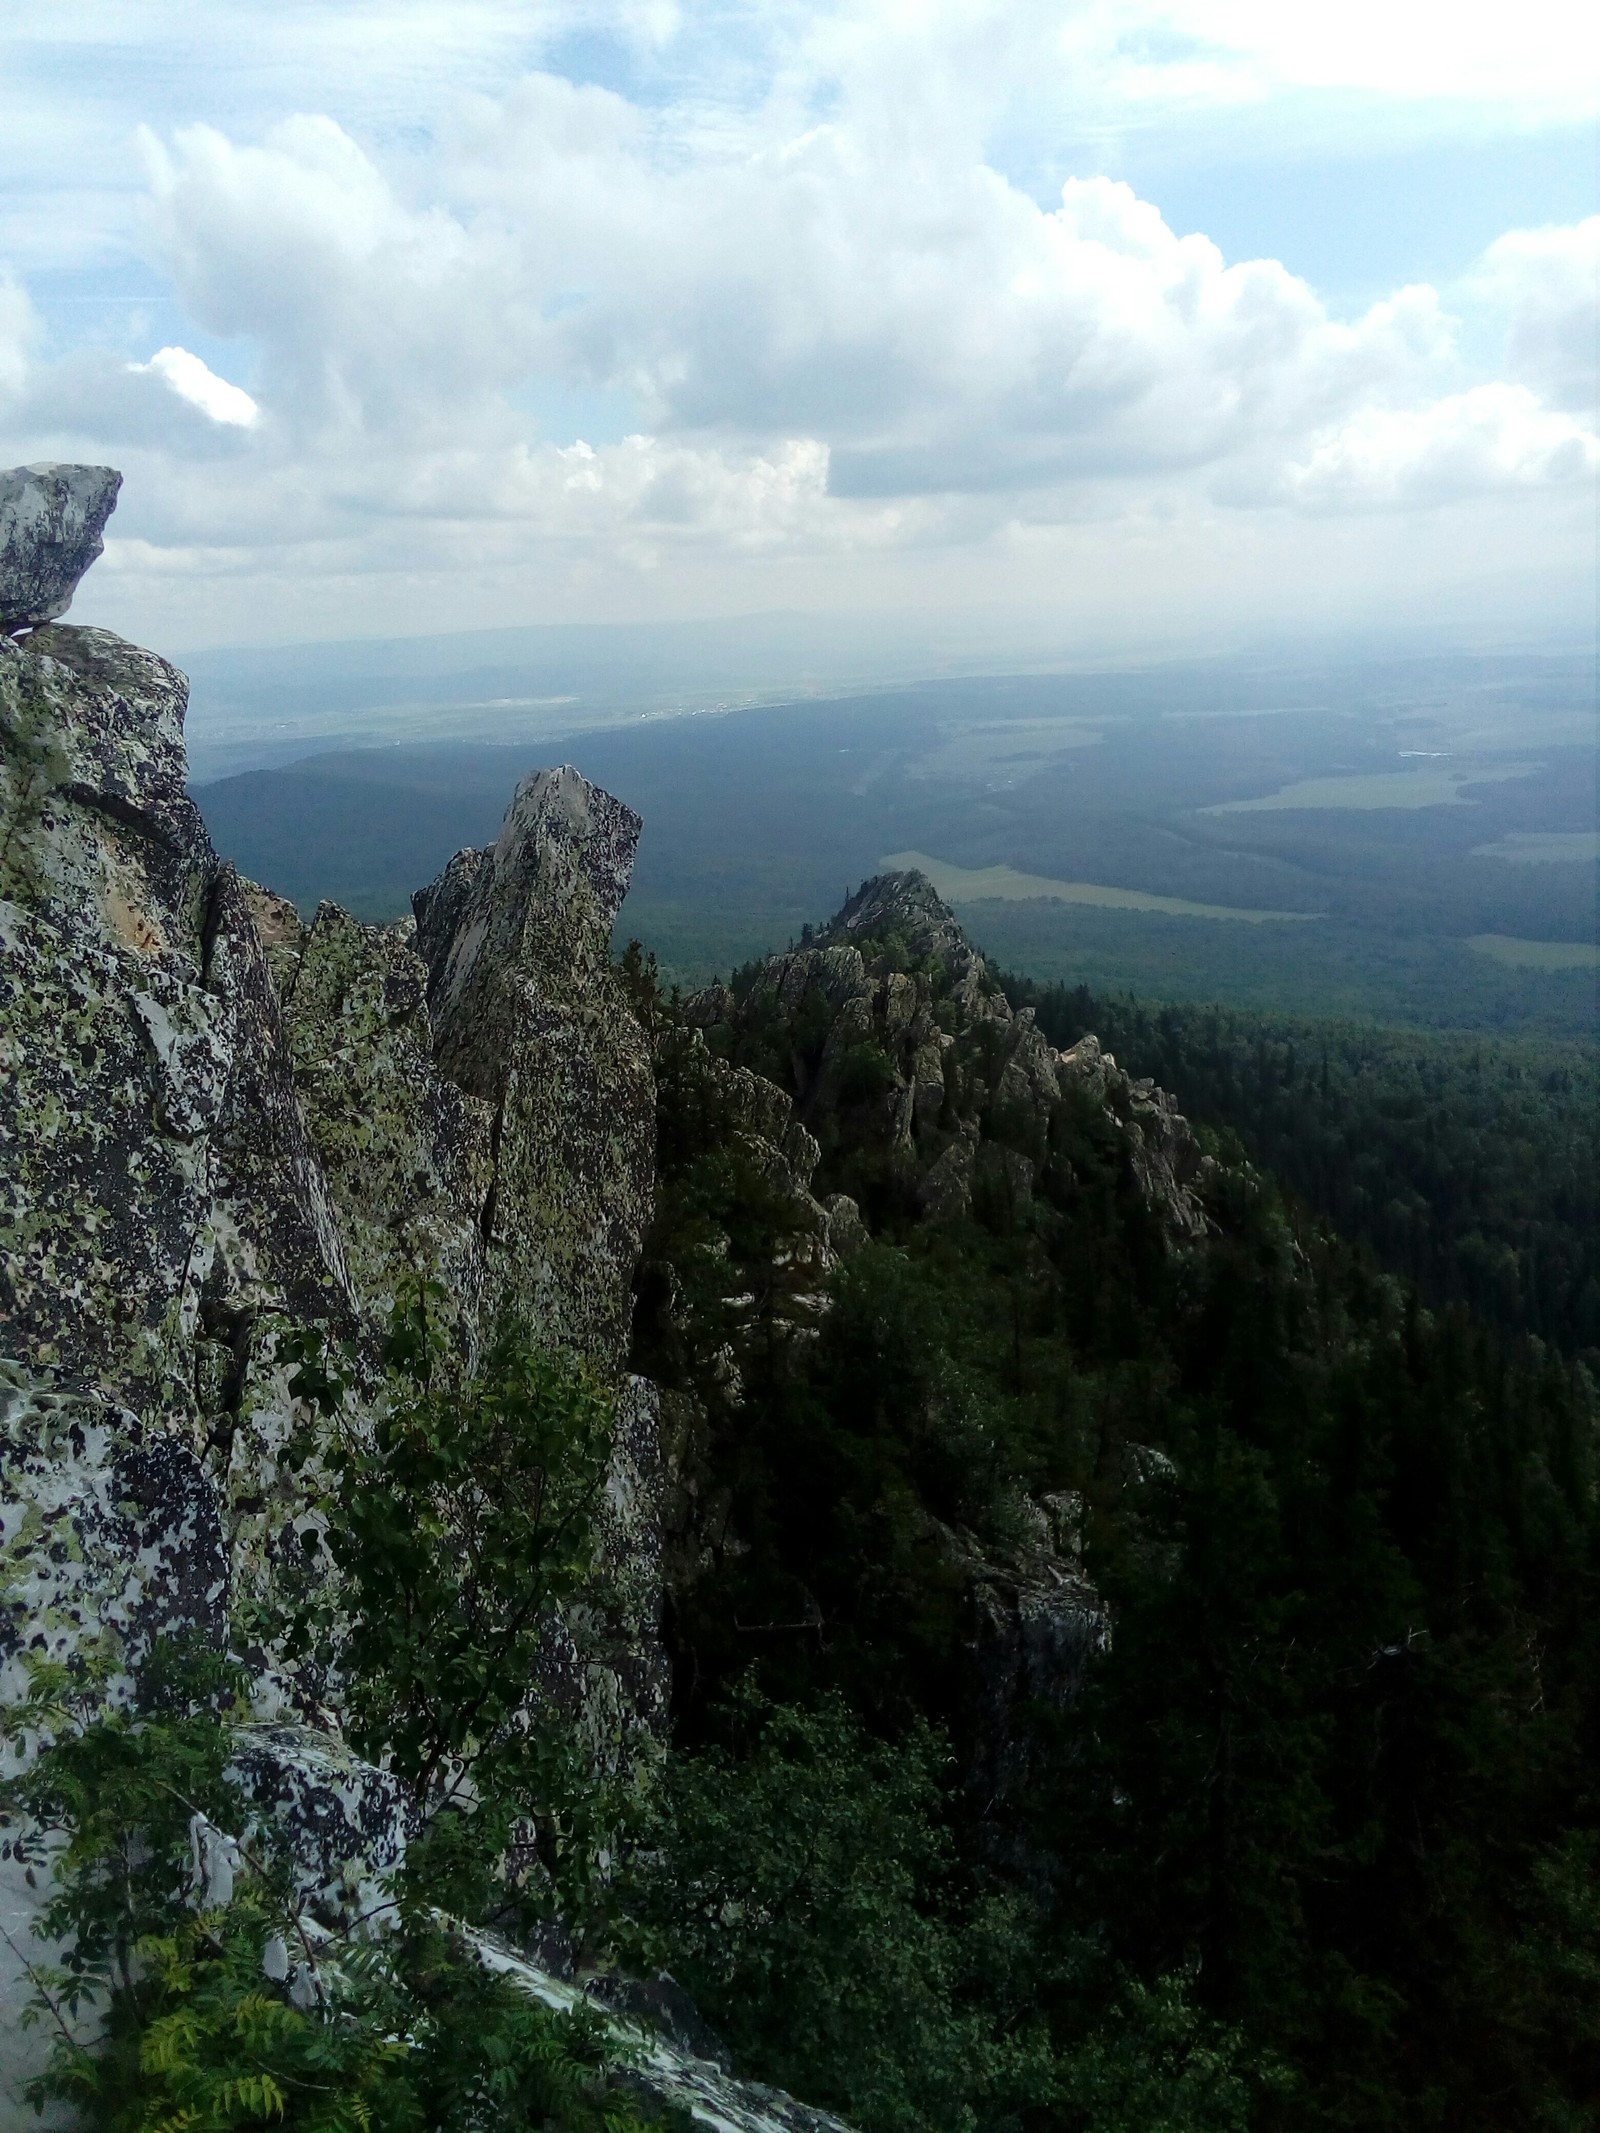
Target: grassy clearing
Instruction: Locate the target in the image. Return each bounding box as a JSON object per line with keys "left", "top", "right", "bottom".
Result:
{"left": 1467, "top": 934, "right": 1600, "bottom": 971}
{"left": 1205, "top": 764, "right": 1539, "bottom": 812}
{"left": 1471, "top": 831, "right": 1600, "bottom": 864}
{"left": 879, "top": 851, "right": 1312, "bottom": 923}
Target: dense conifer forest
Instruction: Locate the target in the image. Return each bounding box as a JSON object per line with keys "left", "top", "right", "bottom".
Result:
{"left": 622, "top": 900, "right": 1600, "bottom": 2133}
{"left": 1003, "top": 981, "right": 1599, "bottom": 1363}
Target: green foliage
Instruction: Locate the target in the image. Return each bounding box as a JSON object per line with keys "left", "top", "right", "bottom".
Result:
{"left": 1504, "top": 1832, "right": 1600, "bottom": 2129}
{"left": 637, "top": 956, "right": 1600, "bottom": 2133}
{"left": 0, "top": 1652, "right": 656, "bottom": 2133}
{"left": 1005, "top": 976, "right": 1600, "bottom": 1361}
{"left": 0, "top": 1302, "right": 665, "bottom": 2130}
{"left": 1053, "top": 1977, "right": 1274, "bottom": 2133}
{"left": 618, "top": 1684, "right": 1015, "bottom": 2132}
{"left": 616, "top": 1683, "right": 1278, "bottom": 2133}
{"left": 284, "top": 1286, "right": 623, "bottom": 1932}
{"left": 0, "top": 1642, "right": 249, "bottom": 2020}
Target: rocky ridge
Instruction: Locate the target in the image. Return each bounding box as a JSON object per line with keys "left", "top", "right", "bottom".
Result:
{"left": 1, "top": 466, "right": 1219, "bottom": 2130}
{"left": 639, "top": 867, "right": 1211, "bottom": 1826}
{"left": 686, "top": 867, "right": 1212, "bottom": 1245}
{"left": 0, "top": 469, "right": 821, "bottom": 2130}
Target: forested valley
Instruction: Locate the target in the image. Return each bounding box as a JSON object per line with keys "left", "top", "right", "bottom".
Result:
{"left": 619, "top": 878, "right": 1599, "bottom": 2133}
{"left": 1003, "top": 981, "right": 1599, "bottom": 1364}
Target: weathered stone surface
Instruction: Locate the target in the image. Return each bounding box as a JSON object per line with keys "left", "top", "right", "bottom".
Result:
{"left": 917, "top": 1128, "right": 978, "bottom": 1220}
{"left": 415, "top": 768, "right": 654, "bottom": 1372}
{"left": 238, "top": 879, "right": 308, "bottom": 1005}
{"left": 229, "top": 1724, "right": 415, "bottom": 1934}
{"left": 1057, "top": 1034, "right": 1212, "bottom": 1242}
{"left": 0, "top": 627, "right": 210, "bottom": 961}
{"left": 949, "top": 1497, "right": 1110, "bottom": 1813}
{"left": 472, "top": 1934, "right": 859, "bottom": 2133}
{"left": 0, "top": 623, "right": 361, "bottom": 1456}
{"left": 0, "top": 464, "right": 121, "bottom": 634}
{"left": 1, "top": 1362, "right": 230, "bottom": 2119}
{"left": 411, "top": 845, "right": 488, "bottom": 1015}
{"left": 279, "top": 901, "right": 492, "bottom": 1345}
{"left": 0, "top": 1363, "right": 230, "bottom": 1719}
{"left": 687, "top": 870, "right": 1211, "bottom": 1243}
{"left": 0, "top": 897, "right": 232, "bottom": 1403}
{"left": 590, "top": 1376, "right": 671, "bottom": 1744}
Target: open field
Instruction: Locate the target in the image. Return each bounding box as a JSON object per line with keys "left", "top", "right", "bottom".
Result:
{"left": 1469, "top": 934, "right": 1600, "bottom": 971}
{"left": 1205, "top": 763, "right": 1540, "bottom": 812}
{"left": 1472, "top": 831, "right": 1600, "bottom": 863}
{"left": 879, "top": 851, "right": 1313, "bottom": 922}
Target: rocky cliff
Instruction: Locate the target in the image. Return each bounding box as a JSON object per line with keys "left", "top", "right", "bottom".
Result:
{"left": 0, "top": 467, "right": 840, "bottom": 2132}
{"left": 634, "top": 864, "right": 1214, "bottom": 1848}
{"left": 0, "top": 465, "right": 1223, "bottom": 2131}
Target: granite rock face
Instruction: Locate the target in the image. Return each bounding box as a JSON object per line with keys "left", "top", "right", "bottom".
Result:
{"left": 414, "top": 767, "right": 655, "bottom": 1374}
{"left": 0, "top": 474, "right": 692, "bottom": 2124}
{"left": 273, "top": 898, "right": 494, "bottom": 1350}
{"left": 0, "top": 1361, "right": 232, "bottom": 2108}
{"left": 0, "top": 464, "right": 122, "bottom": 633}
{"left": 947, "top": 1492, "right": 1110, "bottom": 1815}
{"left": 683, "top": 869, "right": 1213, "bottom": 1244}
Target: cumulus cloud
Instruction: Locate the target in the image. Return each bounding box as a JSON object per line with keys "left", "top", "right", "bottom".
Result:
{"left": 1283, "top": 384, "right": 1599, "bottom": 509}
{"left": 1472, "top": 217, "right": 1599, "bottom": 414}
{"left": 126, "top": 108, "right": 1529, "bottom": 518}
{"left": 128, "top": 346, "right": 259, "bottom": 427}
{"left": 0, "top": 4, "right": 1592, "bottom": 640}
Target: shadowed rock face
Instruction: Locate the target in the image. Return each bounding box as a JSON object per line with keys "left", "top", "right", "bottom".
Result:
{"left": 0, "top": 463, "right": 122, "bottom": 632}
{"left": 685, "top": 868, "right": 1213, "bottom": 1243}
{"left": 0, "top": 472, "right": 713, "bottom": 2125}
{"left": 413, "top": 767, "right": 655, "bottom": 1374}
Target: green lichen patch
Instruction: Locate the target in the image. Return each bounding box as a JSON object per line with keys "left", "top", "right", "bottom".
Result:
{"left": 283, "top": 902, "right": 491, "bottom": 1343}
{"left": 0, "top": 898, "right": 233, "bottom": 1408}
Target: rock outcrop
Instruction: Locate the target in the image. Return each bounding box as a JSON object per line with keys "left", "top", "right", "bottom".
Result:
{"left": 413, "top": 766, "right": 654, "bottom": 1374}
{"left": 1, "top": 470, "right": 1222, "bottom": 2133}
{"left": 683, "top": 868, "right": 1213, "bottom": 1243}
{"left": 642, "top": 869, "right": 1211, "bottom": 1837}
{"left": 0, "top": 469, "right": 694, "bottom": 2125}
{"left": 0, "top": 463, "right": 122, "bottom": 633}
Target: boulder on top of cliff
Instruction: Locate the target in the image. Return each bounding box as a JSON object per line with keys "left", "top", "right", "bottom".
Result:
{"left": 0, "top": 463, "right": 121, "bottom": 633}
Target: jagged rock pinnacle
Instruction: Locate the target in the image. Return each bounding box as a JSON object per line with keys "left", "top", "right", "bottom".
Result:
{"left": 0, "top": 462, "right": 122, "bottom": 633}
{"left": 819, "top": 868, "right": 969, "bottom": 964}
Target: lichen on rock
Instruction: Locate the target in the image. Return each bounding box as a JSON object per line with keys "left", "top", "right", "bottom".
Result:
{"left": 279, "top": 899, "right": 492, "bottom": 1348}
{"left": 414, "top": 766, "right": 655, "bottom": 1375}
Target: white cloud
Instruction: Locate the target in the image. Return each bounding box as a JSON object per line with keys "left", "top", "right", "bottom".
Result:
{"left": 128, "top": 345, "right": 259, "bottom": 426}
{"left": 1119, "top": 0, "right": 1599, "bottom": 110}
{"left": 0, "top": 4, "right": 1592, "bottom": 642}
{"left": 1471, "top": 217, "right": 1599, "bottom": 414}
{"left": 125, "top": 114, "right": 1485, "bottom": 508}
{"left": 1283, "top": 384, "right": 1599, "bottom": 509}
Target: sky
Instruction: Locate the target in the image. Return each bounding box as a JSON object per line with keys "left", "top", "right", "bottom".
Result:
{"left": 1, "top": 1, "right": 1595, "bottom": 655}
